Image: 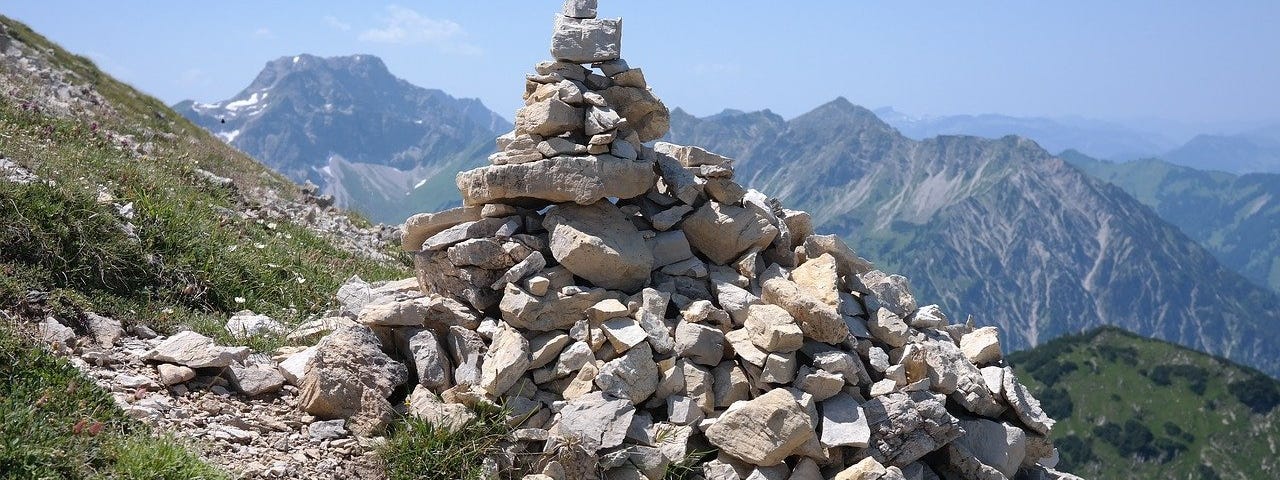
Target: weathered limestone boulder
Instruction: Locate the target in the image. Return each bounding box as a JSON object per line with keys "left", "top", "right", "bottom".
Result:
{"left": 861, "top": 270, "right": 918, "bottom": 318}
{"left": 857, "top": 391, "right": 962, "bottom": 468}
{"left": 744, "top": 304, "right": 804, "bottom": 353}
{"left": 408, "top": 386, "right": 475, "bottom": 433}
{"left": 791, "top": 254, "right": 842, "bottom": 306}
{"left": 600, "top": 86, "right": 669, "bottom": 142}
{"left": 225, "top": 311, "right": 286, "bottom": 340}
{"left": 960, "top": 327, "right": 1002, "bottom": 365}
{"left": 85, "top": 312, "right": 123, "bottom": 346}
{"left": 229, "top": 362, "right": 286, "bottom": 397}
{"left": 544, "top": 201, "right": 653, "bottom": 292}
{"left": 835, "top": 457, "right": 888, "bottom": 480}
{"left": 456, "top": 155, "right": 655, "bottom": 207}
{"left": 144, "top": 331, "right": 237, "bottom": 369}
{"left": 414, "top": 249, "right": 505, "bottom": 311}
{"left": 682, "top": 201, "right": 779, "bottom": 265}
{"left": 516, "top": 96, "right": 584, "bottom": 137}
{"left": 551, "top": 16, "right": 621, "bottom": 64}
{"left": 760, "top": 266, "right": 850, "bottom": 345}
{"left": 297, "top": 326, "right": 408, "bottom": 427}
{"left": 653, "top": 142, "right": 732, "bottom": 167}
{"left": 595, "top": 342, "right": 660, "bottom": 404}
{"left": 705, "top": 388, "right": 817, "bottom": 466}
{"left": 156, "top": 363, "right": 196, "bottom": 386}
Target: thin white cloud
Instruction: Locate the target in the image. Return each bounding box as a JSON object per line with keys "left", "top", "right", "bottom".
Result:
{"left": 358, "top": 5, "right": 480, "bottom": 55}
{"left": 324, "top": 15, "right": 352, "bottom": 32}
{"left": 252, "top": 27, "right": 275, "bottom": 39}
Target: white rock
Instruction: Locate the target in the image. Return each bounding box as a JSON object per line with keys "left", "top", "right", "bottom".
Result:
{"left": 704, "top": 388, "right": 817, "bottom": 466}
{"left": 595, "top": 342, "right": 659, "bottom": 404}
{"left": 225, "top": 310, "right": 286, "bottom": 340}
{"left": 480, "top": 325, "right": 531, "bottom": 396}
{"left": 673, "top": 321, "right": 724, "bottom": 366}
{"left": 554, "top": 391, "right": 635, "bottom": 453}
{"left": 156, "top": 363, "right": 196, "bottom": 386}
{"left": 960, "top": 326, "right": 1002, "bottom": 365}
{"left": 545, "top": 201, "right": 653, "bottom": 292}
{"left": 144, "top": 331, "right": 236, "bottom": 369}
{"left": 550, "top": 16, "right": 622, "bottom": 64}
{"left": 600, "top": 317, "right": 649, "bottom": 353}
{"left": 744, "top": 304, "right": 804, "bottom": 353}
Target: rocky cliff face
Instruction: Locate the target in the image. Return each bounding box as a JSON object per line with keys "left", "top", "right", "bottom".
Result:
{"left": 668, "top": 100, "right": 1280, "bottom": 377}
{"left": 174, "top": 54, "right": 508, "bottom": 222}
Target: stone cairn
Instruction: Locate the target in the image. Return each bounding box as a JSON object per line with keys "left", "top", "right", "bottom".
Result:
{"left": 319, "top": 1, "right": 1083, "bottom": 479}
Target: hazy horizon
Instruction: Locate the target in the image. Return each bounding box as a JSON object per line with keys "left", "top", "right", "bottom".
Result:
{"left": 6, "top": 1, "right": 1279, "bottom": 135}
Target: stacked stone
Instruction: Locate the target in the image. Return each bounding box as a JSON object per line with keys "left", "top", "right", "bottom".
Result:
{"left": 304, "top": 1, "right": 1082, "bottom": 479}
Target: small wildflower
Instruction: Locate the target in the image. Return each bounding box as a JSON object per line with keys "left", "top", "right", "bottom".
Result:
{"left": 234, "top": 297, "right": 246, "bottom": 304}
{"left": 254, "top": 243, "right": 266, "bottom": 249}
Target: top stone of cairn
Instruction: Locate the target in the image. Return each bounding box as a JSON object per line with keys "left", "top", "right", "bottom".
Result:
{"left": 563, "top": 0, "right": 597, "bottom": 19}
{"left": 551, "top": 0, "right": 620, "bottom": 64}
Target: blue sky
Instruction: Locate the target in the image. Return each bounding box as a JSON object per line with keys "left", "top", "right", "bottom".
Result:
{"left": 5, "top": 1, "right": 1279, "bottom": 126}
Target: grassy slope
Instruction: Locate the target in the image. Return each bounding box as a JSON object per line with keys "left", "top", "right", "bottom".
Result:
{"left": 0, "top": 15, "right": 406, "bottom": 478}
{"left": 1008, "top": 327, "right": 1280, "bottom": 480}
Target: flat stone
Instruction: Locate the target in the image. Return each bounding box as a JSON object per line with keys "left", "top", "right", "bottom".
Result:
{"left": 308, "top": 419, "right": 348, "bottom": 441}
{"left": 585, "top": 106, "right": 623, "bottom": 135}
{"left": 820, "top": 393, "right": 871, "bottom": 448}
{"left": 600, "top": 317, "right": 648, "bottom": 353}
{"left": 704, "top": 178, "right": 747, "bottom": 205}
{"left": 651, "top": 204, "right": 693, "bottom": 231}
{"left": 793, "top": 367, "right": 844, "bottom": 402}
{"left": 37, "top": 317, "right": 75, "bottom": 346}
{"left": 960, "top": 327, "right": 1002, "bottom": 365}
{"left": 545, "top": 201, "right": 653, "bottom": 292}
{"left": 457, "top": 155, "right": 655, "bottom": 207}
{"left": 554, "top": 391, "right": 635, "bottom": 453}
{"left": 144, "top": 331, "right": 236, "bottom": 369}
{"left": 682, "top": 201, "right": 779, "bottom": 265}
{"left": 653, "top": 142, "right": 732, "bottom": 167}
{"left": 409, "top": 386, "right": 476, "bottom": 433}
{"left": 402, "top": 206, "right": 483, "bottom": 251}
{"left": 528, "top": 331, "right": 571, "bottom": 370}
{"left": 538, "top": 137, "right": 588, "bottom": 157}
{"left": 422, "top": 217, "right": 518, "bottom": 251}
{"left": 490, "top": 251, "right": 547, "bottom": 290}
{"left": 85, "top": 312, "right": 122, "bottom": 346}
{"left": 911, "top": 304, "right": 949, "bottom": 329}
{"left": 229, "top": 363, "right": 286, "bottom": 396}
{"left": 712, "top": 362, "right": 751, "bottom": 408}
{"left": 561, "top": 0, "right": 597, "bottom": 18}
{"left": 744, "top": 304, "right": 804, "bottom": 353}
{"left": 835, "top": 457, "right": 888, "bottom": 480}
{"left": 704, "top": 388, "right": 817, "bottom": 466}
{"left": 278, "top": 346, "right": 316, "bottom": 386}
{"left": 550, "top": 16, "right": 622, "bottom": 64}
{"left": 500, "top": 283, "right": 615, "bottom": 331}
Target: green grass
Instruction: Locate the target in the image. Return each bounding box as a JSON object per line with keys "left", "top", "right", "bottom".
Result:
{"left": 1008, "top": 327, "right": 1280, "bottom": 480}
{"left": 379, "top": 404, "right": 515, "bottom": 480}
{"left": 0, "top": 18, "right": 407, "bottom": 344}
{"left": 0, "top": 322, "right": 224, "bottom": 479}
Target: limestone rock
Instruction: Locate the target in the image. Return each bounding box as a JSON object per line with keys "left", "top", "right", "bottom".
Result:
{"left": 520, "top": 99, "right": 584, "bottom": 140}
{"left": 480, "top": 325, "right": 531, "bottom": 396}
{"left": 868, "top": 307, "right": 910, "bottom": 348}
{"left": 861, "top": 271, "right": 917, "bottom": 318}
{"left": 156, "top": 363, "right": 196, "bottom": 386}
{"left": 555, "top": 391, "right": 635, "bottom": 453}
{"left": 500, "top": 283, "right": 614, "bottom": 331}
{"left": 402, "top": 206, "right": 483, "bottom": 251}
{"left": 144, "top": 331, "right": 236, "bottom": 369}
{"left": 1003, "top": 367, "right": 1056, "bottom": 436}
{"left": 791, "top": 254, "right": 842, "bottom": 306}
{"left": 960, "top": 327, "right": 1002, "bottom": 365}
{"left": 229, "top": 363, "right": 286, "bottom": 397}
{"left": 562, "top": 0, "right": 597, "bottom": 19}
{"left": 857, "top": 391, "right": 962, "bottom": 468}
{"left": 744, "top": 304, "right": 804, "bottom": 353}
{"left": 409, "top": 386, "right": 476, "bottom": 433}
{"left": 760, "top": 266, "right": 850, "bottom": 345}
{"left": 704, "top": 388, "right": 817, "bottom": 466}
{"left": 545, "top": 201, "right": 653, "bottom": 292}
{"left": 551, "top": 16, "right": 622, "bottom": 64}
{"left": 599, "top": 86, "right": 669, "bottom": 142}
{"left": 85, "top": 312, "right": 123, "bottom": 346}
{"left": 673, "top": 321, "right": 725, "bottom": 366}
{"left": 820, "top": 393, "right": 871, "bottom": 448}
{"left": 595, "top": 342, "right": 659, "bottom": 404}
{"left": 297, "top": 326, "right": 408, "bottom": 421}
{"left": 835, "top": 457, "right": 888, "bottom": 480}
{"left": 955, "top": 418, "right": 1026, "bottom": 478}
{"left": 457, "top": 155, "right": 655, "bottom": 207}
{"left": 682, "top": 201, "right": 779, "bottom": 265}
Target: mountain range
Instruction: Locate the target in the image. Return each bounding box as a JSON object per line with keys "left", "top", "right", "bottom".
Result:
{"left": 1066, "top": 152, "right": 1280, "bottom": 294}
{"left": 175, "top": 54, "right": 504, "bottom": 223}
{"left": 177, "top": 54, "right": 1280, "bottom": 377}
{"left": 666, "top": 100, "right": 1280, "bottom": 376}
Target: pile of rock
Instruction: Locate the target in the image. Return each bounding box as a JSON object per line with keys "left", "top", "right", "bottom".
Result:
{"left": 332, "top": 1, "right": 1082, "bottom": 479}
